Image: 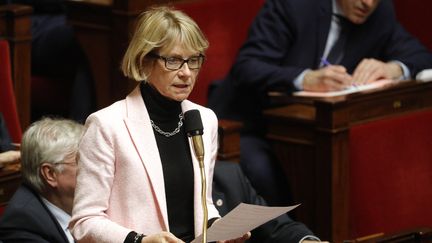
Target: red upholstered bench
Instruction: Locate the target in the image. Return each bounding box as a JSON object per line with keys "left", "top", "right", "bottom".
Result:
{"left": 349, "top": 110, "right": 432, "bottom": 237}
{"left": 174, "top": 0, "right": 265, "bottom": 105}
{"left": 0, "top": 39, "right": 22, "bottom": 143}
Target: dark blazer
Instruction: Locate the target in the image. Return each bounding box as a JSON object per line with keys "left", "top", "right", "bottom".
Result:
{"left": 0, "top": 184, "right": 69, "bottom": 243}
{"left": 0, "top": 113, "right": 12, "bottom": 153}
{"left": 212, "top": 161, "right": 315, "bottom": 243}
{"left": 208, "top": 0, "right": 432, "bottom": 132}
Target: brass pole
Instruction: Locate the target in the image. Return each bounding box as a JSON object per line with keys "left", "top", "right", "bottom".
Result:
{"left": 191, "top": 135, "right": 207, "bottom": 243}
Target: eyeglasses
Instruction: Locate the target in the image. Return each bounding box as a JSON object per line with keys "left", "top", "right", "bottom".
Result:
{"left": 149, "top": 53, "right": 205, "bottom": 71}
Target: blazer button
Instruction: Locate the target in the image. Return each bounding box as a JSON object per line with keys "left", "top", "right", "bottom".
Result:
{"left": 216, "top": 199, "right": 223, "bottom": 207}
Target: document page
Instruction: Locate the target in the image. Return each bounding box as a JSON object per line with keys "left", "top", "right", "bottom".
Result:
{"left": 191, "top": 203, "right": 299, "bottom": 243}
{"left": 293, "top": 79, "right": 395, "bottom": 98}
{"left": 416, "top": 69, "right": 432, "bottom": 82}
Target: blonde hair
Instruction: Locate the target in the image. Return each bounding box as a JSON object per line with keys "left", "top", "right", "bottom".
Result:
{"left": 121, "top": 6, "right": 209, "bottom": 81}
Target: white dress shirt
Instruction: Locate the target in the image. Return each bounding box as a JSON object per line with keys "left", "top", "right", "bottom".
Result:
{"left": 41, "top": 197, "right": 74, "bottom": 243}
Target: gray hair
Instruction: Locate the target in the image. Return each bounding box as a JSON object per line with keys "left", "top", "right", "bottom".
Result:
{"left": 20, "top": 117, "right": 85, "bottom": 193}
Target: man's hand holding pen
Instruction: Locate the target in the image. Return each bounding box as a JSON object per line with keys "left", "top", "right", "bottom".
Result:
{"left": 302, "top": 57, "right": 403, "bottom": 92}
{"left": 303, "top": 64, "right": 352, "bottom": 92}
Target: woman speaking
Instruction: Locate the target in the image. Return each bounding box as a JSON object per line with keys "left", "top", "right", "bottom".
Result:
{"left": 70, "top": 6, "right": 250, "bottom": 243}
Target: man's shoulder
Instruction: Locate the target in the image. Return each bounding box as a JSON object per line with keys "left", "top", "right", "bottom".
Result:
{"left": 0, "top": 185, "right": 51, "bottom": 222}
{"left": 0, "top": 185, "right": 68, "bottom": 242}
{"left": 4, "top": 184, "right": 39, "bottom": 209}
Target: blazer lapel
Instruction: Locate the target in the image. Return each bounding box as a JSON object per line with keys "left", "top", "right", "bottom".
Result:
{"left": 123, "top": 86, "right": 169, "bottom": 229}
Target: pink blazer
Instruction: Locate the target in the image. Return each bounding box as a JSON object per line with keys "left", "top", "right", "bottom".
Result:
{"left": 70, "top": 86, "right": 220, "bottom": 242}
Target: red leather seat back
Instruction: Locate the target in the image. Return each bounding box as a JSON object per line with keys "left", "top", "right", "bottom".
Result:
{"left": 0, "top": 40, "right": 22, "bottom": 143}
{"left": 175, "top": 0, "right": 265, "bottom": 105}
{"left": 349, "top": 110, "right": 432, "bottom": 237}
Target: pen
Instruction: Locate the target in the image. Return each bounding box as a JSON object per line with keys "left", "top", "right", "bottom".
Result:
{"left": 320, "top": 57, "right": 357, "bottom": 88}
{"left": 320, "top": 57, "right": 331, "bottom": 67}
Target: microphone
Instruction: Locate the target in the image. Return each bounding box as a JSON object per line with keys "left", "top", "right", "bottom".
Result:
{"left": 184, "top": 110, "right": 204, "bottom": 164}
{"left": 184, "top": 110, "right": 207, "bottom": 243}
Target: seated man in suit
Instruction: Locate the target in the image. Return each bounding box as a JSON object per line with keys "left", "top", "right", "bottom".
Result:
{"left": 213, "top": 160, "right": 324, "bottom": 243}
{"left": 208, "top": 0, "right": 432, "bottom": 207}
{"left": 0, "top": 117, "right": 84, "bottom": 242}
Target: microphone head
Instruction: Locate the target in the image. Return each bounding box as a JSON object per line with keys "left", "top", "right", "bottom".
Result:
{"left": 184, "top": 109, "right": 204, "bottom": 137}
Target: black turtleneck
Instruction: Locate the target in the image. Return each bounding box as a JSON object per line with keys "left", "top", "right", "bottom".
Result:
{"left": 140, "top": 83, "right": 195, "bottom": 242}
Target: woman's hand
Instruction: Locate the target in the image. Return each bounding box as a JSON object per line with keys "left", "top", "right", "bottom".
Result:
{"left": 217, "top": 231, "right": 251, "bottom": 243}
{"left": 141, "top": 232, "right": 185, "bottom": 243}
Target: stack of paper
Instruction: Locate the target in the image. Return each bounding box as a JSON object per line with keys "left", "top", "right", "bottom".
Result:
{"left": 293, "top": 79, "right": 395, "bottom": 98}
{"left": 416, "top": 69, "right": 432, "bottom": 82}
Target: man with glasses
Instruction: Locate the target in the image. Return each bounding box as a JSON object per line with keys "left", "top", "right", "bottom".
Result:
{"left": 0, "top": 117, "right": 84, "bottom": 243}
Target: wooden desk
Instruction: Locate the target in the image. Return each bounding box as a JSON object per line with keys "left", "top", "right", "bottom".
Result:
{"left": 65, "top": 0, "right": 194, "bottom": 109}
{"left": 0, "top": 163, "right": 21, "bottom": 208}
{"left": 217, "top": 119, "right": 242, "bottom": 162}
{"left": 264, "top": 81, "right": 432, "bottom": 243}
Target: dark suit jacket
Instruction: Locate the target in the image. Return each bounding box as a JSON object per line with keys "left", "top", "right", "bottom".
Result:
{"left": 208, "top": 0, "right": 432, "bottom": 133}
{"left": 0, "top": 113, "right": 12, "bottom": 153}
{"left": 0, "top": 184, "right": 70, "bottom": 243}
{"left": 212, "top": 161, "right": 315, "bottom": 243}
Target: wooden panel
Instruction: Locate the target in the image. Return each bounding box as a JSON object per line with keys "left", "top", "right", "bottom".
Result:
{"left": 65, "top": 0, "right": 193, "bottom": 109}
{"left": 0, "top": 4, "right": 32, "bottom": 130}
{"left": 217, "top": 119, "right": 242, "bottom": 162}
{"left": 0, "top": 163, "right": 21, "bottom": 207}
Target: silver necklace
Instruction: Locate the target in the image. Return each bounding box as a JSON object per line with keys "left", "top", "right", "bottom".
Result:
{"left": 150, "top": 113, "right": 183, "bottom": 137}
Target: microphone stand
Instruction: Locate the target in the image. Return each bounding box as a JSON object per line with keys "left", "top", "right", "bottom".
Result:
{"left": 185, "top": 110, "right": 208, "bottom": 243}
{"left": 191, "top": 135, "right": 208, "bottom": 243}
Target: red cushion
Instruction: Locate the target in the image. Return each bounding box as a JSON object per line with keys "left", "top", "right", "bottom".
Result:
{"left": 175, "top": 0, "right": 265, "bottom": 105}
{"left": 349, "top": 110, "right": 432, "bottom": 237}
{"left": 0, "top": 40, "right": 22, "bottom": 143}
{"left": 394, "top": 0, "right": 432, "bottom": 51}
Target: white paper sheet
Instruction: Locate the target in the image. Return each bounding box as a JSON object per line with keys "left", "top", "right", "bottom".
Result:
{"left": 191, "top": 203, "right": 300, "bottom": 243}
{"left": 293, "top": 79, "right": 395, "bottom": 98}
{"left": 416, "top": 69, "right": 432, "bottom": 82}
